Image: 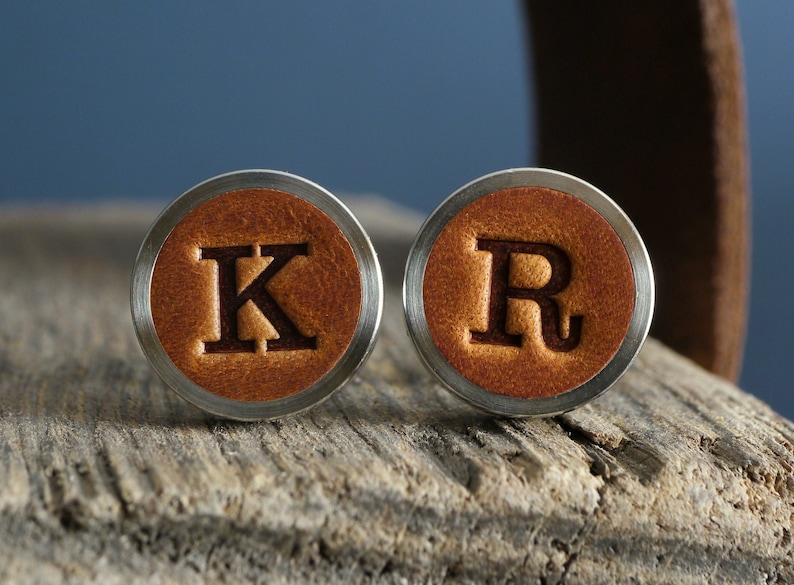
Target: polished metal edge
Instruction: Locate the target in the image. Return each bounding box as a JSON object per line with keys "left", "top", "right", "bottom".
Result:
{"left": 131, "top": 170, "right": 383, "bottom": 421}
{"left": 403, "top": 168, "right": 655, "bottom": 417}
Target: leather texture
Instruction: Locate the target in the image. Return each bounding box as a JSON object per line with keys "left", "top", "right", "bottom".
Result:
{"left": 525, "top": 0, "right": 749, "bottom": 380}
{"left": 423, "top": 187, "right": 635, "bottom": 399}
{"left": 150, "top": 188, "right": 362, "bottom": 402}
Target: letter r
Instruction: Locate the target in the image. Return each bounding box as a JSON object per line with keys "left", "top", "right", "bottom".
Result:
{"left": 470, "top": 239, "right": 582, "bottom": 352}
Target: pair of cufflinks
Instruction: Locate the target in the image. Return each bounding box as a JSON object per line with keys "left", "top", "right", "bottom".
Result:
{"left": 131, "top": 168, "right": 654, "bottom": 421}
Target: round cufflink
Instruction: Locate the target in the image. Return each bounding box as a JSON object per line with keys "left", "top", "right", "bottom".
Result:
{"left": 131, "top": 170, "right": 383, "bottom": 420}
{"left": 403, "top": 168, "right": 654, "bottom": 417}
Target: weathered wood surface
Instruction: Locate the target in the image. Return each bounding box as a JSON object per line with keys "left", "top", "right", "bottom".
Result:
{"left": 0, "top": 201, "right": 791, "bottom": 584}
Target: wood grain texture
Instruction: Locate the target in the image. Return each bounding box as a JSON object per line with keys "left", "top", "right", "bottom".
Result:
{"left": 0, "top": 201, "right": 789, "bottom": 584}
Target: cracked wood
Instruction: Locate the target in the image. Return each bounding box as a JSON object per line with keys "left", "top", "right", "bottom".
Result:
{"left": 0, "top": 201, "right": 790, "bottom": 584}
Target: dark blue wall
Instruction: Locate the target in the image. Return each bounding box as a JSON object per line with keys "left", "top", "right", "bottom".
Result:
{"left": 0, "top": 2, "right": 529, "bottom": 207}
{"left": 735, "top": 3, "right": 794, "bottom": 418}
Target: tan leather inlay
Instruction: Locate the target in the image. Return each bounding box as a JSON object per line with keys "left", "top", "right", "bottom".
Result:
{"left": 423, "top": 187, "right": 635, "bottom": 399}
{"left": 151, "top": 188, "right": 362, "bottom": 402}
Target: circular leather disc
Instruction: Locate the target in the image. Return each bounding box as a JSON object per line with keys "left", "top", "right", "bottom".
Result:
{"left": 423, "top": 186, "right": 634, "bottom": 399}
{"left": 404, "top": 168, "right": 654, "bottom": 416}
{"left": 132, "top": 170, "right": 382, "bottom": 420}
{"left": 150, "top": 188, "right": 362, "bottom": 402}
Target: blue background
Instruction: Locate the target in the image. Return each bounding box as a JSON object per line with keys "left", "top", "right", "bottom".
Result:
{"left": 1, "top": 2, "right": 791, "bottom": 417}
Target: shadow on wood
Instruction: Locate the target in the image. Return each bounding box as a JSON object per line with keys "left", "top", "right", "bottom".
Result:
{"left": 0, "top": 203, "right": 789, "bottom": 584}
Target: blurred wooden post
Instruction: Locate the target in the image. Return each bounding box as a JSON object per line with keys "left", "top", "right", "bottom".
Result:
{"left": 526, "top": 0, "right": 750, "bottom": 381}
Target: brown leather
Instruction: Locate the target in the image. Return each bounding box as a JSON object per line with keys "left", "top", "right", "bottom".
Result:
{"left": 150, "top": 188, "right": 362, "bottom": 402}
{"left": 423, "top": 187, "right": 635, "bottom": 399}
{"left": 524, "top": 0, "right": 749, "bottom": 380}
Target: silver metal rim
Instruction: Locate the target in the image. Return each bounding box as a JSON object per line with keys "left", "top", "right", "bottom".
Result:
{"left": 403, "top": 168, "right": 655, "bottom": 417}
{"left": 131, "top": 170, "right": 383, "bottom": 421}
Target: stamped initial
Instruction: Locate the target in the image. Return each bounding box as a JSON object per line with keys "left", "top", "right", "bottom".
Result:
{"left": 200, "top": 244, "right": 316, "bottom": 353}
{"left": 470, "top": 239, "right": 582, "bottom": 352}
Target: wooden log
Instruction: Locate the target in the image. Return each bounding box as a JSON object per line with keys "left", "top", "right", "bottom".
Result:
{"left": 0, "top": 201, "right": 790, "bottom": 584}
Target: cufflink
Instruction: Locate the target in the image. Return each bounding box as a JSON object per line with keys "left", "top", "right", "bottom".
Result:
{"left": 131, "top": 170, "right": 383, "bottom": 420}
{"left": 403, "top": 168, "right": 654, "bottom": 416}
